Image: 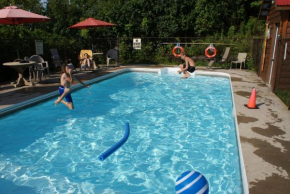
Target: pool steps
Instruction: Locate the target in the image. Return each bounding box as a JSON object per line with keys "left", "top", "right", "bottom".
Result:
{"left": 98, "top": 122, "right": 130, "bottom": 161}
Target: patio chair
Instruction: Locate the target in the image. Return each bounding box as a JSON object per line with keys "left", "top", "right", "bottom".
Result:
{"left": 207, "top": 47, "right": 230, "bottom": 69}
{"left": 106, "top": 49, "right": 118, "bottom": 66}
{"left": 231, "top": 53, "right": 247, "bottom": 70}
{"left": 79, "top": 50, "right": 98, "bottom": 71}
{"left": 206, "top": 60, "right": 215, "bottom": 69}
{"left": 50, "top": 49, "right": 61, "bottom": 67}
{"left": 29, "top": 55, "right": 50, "bottom": 82}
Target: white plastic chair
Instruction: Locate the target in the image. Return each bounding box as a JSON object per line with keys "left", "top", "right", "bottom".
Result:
{"left": 231, "top": 53, "right": 247, "bottom": 70}
{"left": 106, "top": 49, "right": 118, "bottom": 66}
{"left": 29, "top": 55, "right": 50, "bottom": 82}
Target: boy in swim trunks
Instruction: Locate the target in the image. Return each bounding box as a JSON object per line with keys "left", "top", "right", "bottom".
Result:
{"left": 177, "top": 52, "right": 196, "bottom": 79}
{"left": 54, "top": 63, "right": 90, "bottom": 110}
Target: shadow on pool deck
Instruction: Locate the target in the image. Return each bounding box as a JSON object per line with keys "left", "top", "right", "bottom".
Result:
{"left": 0, "top": 65, "right": 290, "bottom": 194}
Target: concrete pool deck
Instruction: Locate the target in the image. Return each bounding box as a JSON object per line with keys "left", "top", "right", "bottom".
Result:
{"left": 0, "top": 65, "right": 289, "bottom": 194}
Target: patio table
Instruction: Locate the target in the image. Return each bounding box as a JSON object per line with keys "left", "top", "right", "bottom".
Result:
{"left": 92, "top": 53, "right": 104, "bottom": 69}
{"left": 92, "top": 52, "right": 103, "bottom": 55}
{"left": 3, "top": 61, "right": 36, "bottom": 88}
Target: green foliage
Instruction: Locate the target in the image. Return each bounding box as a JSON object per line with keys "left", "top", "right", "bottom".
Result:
{"left": 195, "top": 60, "right": 208, "bottom": 67}
{"left": 246, "top": 57, "right": 255, "bottom": 71}
{"left": 118, "top": 37, "right": 131, "bottom": 64}
{"left": 0, "top": 0, "right": 266, "bottom": 78}
{"left": 274, "top": 90, "right": 290, "bottom": 107}
{"left": 0, "top": 0, "right": 264, "bottom": 39}
{"left": 228, "top": 26, "right": 236, "bottom": 38}
{"left": 155, "top": 46, "right": 171, "bottom": 64}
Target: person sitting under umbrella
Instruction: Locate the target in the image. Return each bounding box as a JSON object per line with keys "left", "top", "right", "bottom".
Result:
{"left": 81, "top": 53, "right": 92, "bottom": 71}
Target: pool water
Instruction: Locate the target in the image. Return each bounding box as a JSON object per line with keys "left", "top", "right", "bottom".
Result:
{"left": 0, "top": 72, "right": 243, "bottom": 194}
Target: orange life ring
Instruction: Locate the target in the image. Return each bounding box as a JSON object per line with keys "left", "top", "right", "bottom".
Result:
{"left": 205, "top": 46, "right": 217, "bottom": 58}
{"left": 172, "top": 46, "right": 184, "bottom": 57}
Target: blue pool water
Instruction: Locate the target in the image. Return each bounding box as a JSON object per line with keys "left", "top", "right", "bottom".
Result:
{"left": 0, "top": 72, "right": 243, "bottom": 193}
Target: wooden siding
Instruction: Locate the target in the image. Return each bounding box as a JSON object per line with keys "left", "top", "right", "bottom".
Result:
{"left": 259, "top": 2, "right": 290, "bottom": 91}
{"left": 269, "top": 9, "right": 281, "bottom": 21}
{"left": 278, "top": 61, "right": 290, "bottom": 90}
{"left": 285, "top": 16, "right": 290, "bottom": 38}
{"left": 281, "top": 64, "right": 290, "bottom": 71}
{"left": 280, "top": 77, "right": 290, "bottom": 83}
{"left": 260, "top": 4, "right": 282, "bottom": 89}
{"left": 277, "top": 83, "right": 290, "bottom": 89}
{"left": 275, "top": 11, "right": 290, "bottom": 91}
{"left": 260, "top": 22, "right": 276, "bottom": 83}
{"left": 260, "top": 5, "right": 280, "bottom": 83}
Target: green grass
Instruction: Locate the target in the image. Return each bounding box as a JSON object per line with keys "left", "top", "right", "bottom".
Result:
{"left": 275, "top": 89, "right": 290, "bottom": 108}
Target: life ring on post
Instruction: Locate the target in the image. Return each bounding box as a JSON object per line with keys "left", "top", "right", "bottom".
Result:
{"left": 172, "top": 46, "right": 184, "bottom": 57}
{"left": 205, "top": 45, "right": 217, "bottom": 58}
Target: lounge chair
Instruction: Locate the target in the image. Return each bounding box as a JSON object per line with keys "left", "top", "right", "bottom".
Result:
{"left": 106, "top": 49, "right": 118, "bottom": 66}
{"left": 206, "top": 47, "right": 230, "bottom": 69}
{"left": 49, "top": 49, "right": 61, "bottom": 67}
{"left": 206, "top": 60, "right": 215, "bottom": 69}
{"left": 79, "top": 50, "right": 98, "bottom": 71}
{"left": 231, "top": 53, "right": 247, "bottom": 69}
{"left": 29, "top": 55, "right": 50, "bottom": 82}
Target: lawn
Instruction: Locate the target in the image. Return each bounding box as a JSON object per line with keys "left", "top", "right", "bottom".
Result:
{"left": 275, "top": 89, "right": 290, "bottom": 109}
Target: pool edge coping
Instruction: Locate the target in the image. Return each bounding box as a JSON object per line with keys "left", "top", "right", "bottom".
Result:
{"left": 0, "top": 67, "right": 249, "bottom": 193}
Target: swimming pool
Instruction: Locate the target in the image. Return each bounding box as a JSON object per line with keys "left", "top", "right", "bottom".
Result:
{"left": 0, "top": 68, "right": 248, "bottom": 193}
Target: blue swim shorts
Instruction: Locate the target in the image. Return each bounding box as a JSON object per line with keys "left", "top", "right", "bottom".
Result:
{"left": 58, "top": 86, "right": 73, "bottom": 103}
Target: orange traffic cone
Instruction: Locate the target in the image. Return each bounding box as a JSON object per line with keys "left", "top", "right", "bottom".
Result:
{"left": 244, "top": 88, "right": 258, "bottom": 109}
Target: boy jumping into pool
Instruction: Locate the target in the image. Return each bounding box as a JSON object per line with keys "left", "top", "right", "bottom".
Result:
{"left": 55, "top": 63, "right": 90, "bottom": 110}
{"left": 177, "top": 52, "right": 196, "bottom": 79}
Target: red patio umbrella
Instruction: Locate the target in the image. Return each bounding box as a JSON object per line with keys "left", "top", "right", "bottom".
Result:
{"left": 0, "top": 5, "right": 50, "bottom": 25}
{"left": 68, "top": 17, "right": 115, "bottom": 29}
{"left": 0, "top": 5, "right": 50, "bottom": 58}
{"left": 69, "top": 17, "right": 116, "bottom": 51}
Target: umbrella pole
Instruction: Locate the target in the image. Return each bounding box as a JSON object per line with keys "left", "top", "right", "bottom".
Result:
{"left": 89, "top": 38, "right": 93, "bottom": 51}
{"left": 13, "top": 27, "right": 20, "bottom": 59}
{"left": 12, "top": 20, "right": 20, "bottom": 59}
{"left": 16, "top": 49, "right": 19, "bottom": 59}
{"left": 12, "top": 19, "right": 17, "bottom": 37}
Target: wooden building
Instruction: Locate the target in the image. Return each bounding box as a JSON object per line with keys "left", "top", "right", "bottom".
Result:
{"left": 259, "top": 0, "right": 290, "bottom": 91}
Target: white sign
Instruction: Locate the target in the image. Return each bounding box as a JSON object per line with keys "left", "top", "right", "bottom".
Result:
{"left": 35, "top": 40, "right": 44, "bottom": 55}
{"left": 133, "top": 38, "right": 141, "bottom": 50}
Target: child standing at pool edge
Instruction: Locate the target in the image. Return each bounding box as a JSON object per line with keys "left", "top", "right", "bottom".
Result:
{"left": 55, "top": 63, "right": 90, "bottom": 110}
{"left": 178, "top": 52, "right": 196, "bottom": 79}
